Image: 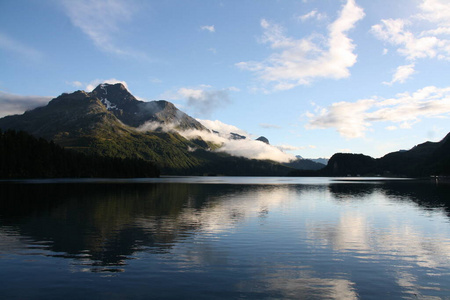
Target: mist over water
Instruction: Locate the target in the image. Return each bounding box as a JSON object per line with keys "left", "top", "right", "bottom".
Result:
{"left": 0, "top": 178, "right": 449, "bottom": 299}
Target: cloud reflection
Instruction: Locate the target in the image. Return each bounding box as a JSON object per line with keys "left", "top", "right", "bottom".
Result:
{"left": 1, "top": 181, "right": 449, "bottom": 298}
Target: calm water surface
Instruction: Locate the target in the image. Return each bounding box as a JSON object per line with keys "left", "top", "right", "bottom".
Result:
{"left": 1, "top": 177, "right": 449, "bottom": 299}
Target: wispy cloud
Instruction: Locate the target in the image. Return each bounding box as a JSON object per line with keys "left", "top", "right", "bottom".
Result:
{"left": 197, "top": 119, "right": 248, "bottom": 136}
{"left": 84, "top": 78, "right": 129, "bottom": 92}
{"left": 188, "top": 120, "right": 296, "bottom": 162}
{"left": 259, "top": 123, "right": 281, "bottom": 129}
{"left": 138, "top": 118, "right": 296, "bottom": 162}
{"left": 236, "top": 0, "right": 364, "bottom": 91}
{"left": 298, "top": 10, "right": 327, "bottom": 22}
{"left": 372, "top": 0, "right": 450, "bottom": 84}
{"left": 200, "top": 25, "right": 215, "bottom": 33}
{"left": 418, "top": 0, "right": 450, "bottom": 28}
{"left": 383, "top": 63, "right": 416, "bottom": 85}
{"left": 165, "top": 85, "right": 237, "bottom": 117}
{"left": 306, "top": 86, "right": 450, "bottom": 138}
{"left": 0, "top": 32, "right": 42, "bottom": 61}
{"left": 0, "top": 91, "right": 52, "bottom": 117}
{"left": 277, "top": 144, "right": 303, "bottom": 151}
{"left": 371, "top": 19, "right": 442, "bottom": 60}
{"left": 61, "top": 0, "right": 148, "bottom": 60}
{"left": 67, "top": 81, "right": 84, "bottom": 88}
{"left": 149, "top": 77, "right": 163, "bottom": 84}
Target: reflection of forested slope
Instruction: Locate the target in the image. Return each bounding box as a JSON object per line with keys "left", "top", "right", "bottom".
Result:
{"left": 0, "top": 183, "right": 252, "bottom": 267}
{"left": 327, "top": 181, "right": 450, "bottom": 217}
{"left": 1, "top": 181, "right": 449, "bottom": 271}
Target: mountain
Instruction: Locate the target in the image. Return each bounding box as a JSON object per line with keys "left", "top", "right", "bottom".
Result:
{"left": 0, "top": 130, "right": 159, "bottom": 178}
{"left": 0, "top": 83, "right": 293, "bottom": 176}
{"left": 0, "top": 83, "right": 206, "bottom": 139}
{"left": 295, "top": 155, "right": 328, "bottom": 166}
{"left": 0, "top": 84, "right": 205, "bottom": 172}
{"left": 256, "top": 136, "right": 270, "bottom": 144}
{"left": 320, "top": 153, "right": 377, "bottom": 176}
{"left": 309, "top": 158, "right": 328, "bottom": 165}
{"left": 377, "top": 132, "right": 450, "bottom": 176}
{"left": 229, "top": 132, "right": 246, "bottom": 140}
{"left": 320, "top": 133, "right": 450, "bottom": 177}
{"left": 91, "top": 84, "right": 207, "bottom": 130}
{"left": 283, "top": 157, "right": 326, "bottom": 171}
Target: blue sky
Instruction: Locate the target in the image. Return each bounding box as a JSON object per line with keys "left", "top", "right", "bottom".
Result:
{"left": 1, "top": 0, "right": 450, "bottom": 159}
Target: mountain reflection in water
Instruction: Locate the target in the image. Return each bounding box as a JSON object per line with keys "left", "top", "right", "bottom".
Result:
{"left": 0, "top": 179, "right": 449, "bottom": 299}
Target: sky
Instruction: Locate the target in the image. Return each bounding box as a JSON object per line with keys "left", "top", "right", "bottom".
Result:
{"left": 1, "top": 0, "right": 450, "bottom": 159}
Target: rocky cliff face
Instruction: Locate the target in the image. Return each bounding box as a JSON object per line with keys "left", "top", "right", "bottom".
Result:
{"left": 92, "top": 83, "right": 207, "bottom": 130}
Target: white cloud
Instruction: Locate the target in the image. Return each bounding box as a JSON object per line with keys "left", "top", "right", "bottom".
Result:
{"left": 306, "top": 86, "right": 450, "bottom": 138}
{"left": 418, "top": 0, "right": 450, "bottom": 27}
{"left": 85, "top": 78, "right": 129, "bottom": 92}
{"left": 68, "top": 81, "right": 84, "bottom": 88}
{"left": 61, "top": 0, "right": 148, "bottom": 60}
{"left": 306, "top": 99, "right": 374, "bottom": 138}
{"left": 259, "top": 123, "right": 281, "bottom": 129}
{"left": 197, "top": 119, "right": 248, "bottom": 137}
{"left": 298, "top": 10, "right": 327, "bottom": 22}
{"left": 200, "top": 25, "right": 215, "bottom": 33}
{"left": 0, "top": 91, "right": 52, "bottom": 117}
{"left": 236, "top": 0, "right": 364, "bottom": 91}
{"left": 0, "top": 32, "right": 42, "bottom": 61}
{"left": 383, "top": 63, "right": 415, "bottom": 85}
{"left": 371, "top": 19, "right": 442, "bottom": 60}
{"left": 227, "top": 86, "right": 240, "bottom": 92}
{"left": 165, "top": 86, "right": 237, "bottom": 117}
{"left": 371, "top": 0, "right": 450, "bottom": 70}
{"left": 138, "top": 118, "right": 296, "bottom": 162}
{"left": 149, "top": 77, "right": 162, "bottom": 84}
{"left": 277, "top": 144, "right": 305, "bottom": 151}
{"left": 188, "top": 120, "right": 296, "bottom": 162}
{"left": 218, "top": 137, "right": 296, "bottom": 162}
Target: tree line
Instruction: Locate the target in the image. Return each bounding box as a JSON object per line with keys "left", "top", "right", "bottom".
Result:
{"left": 0, "top": 130, "right": 159, "bottom": 179}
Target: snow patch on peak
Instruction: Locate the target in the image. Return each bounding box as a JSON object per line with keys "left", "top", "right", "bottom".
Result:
{"left": 99, "top": 84, "right": 108, "bottom": 95}
{"left": 101, "top": 98, "right": 117, "bottom": 110}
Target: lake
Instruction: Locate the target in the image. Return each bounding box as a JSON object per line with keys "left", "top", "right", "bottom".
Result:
{"left": 1, "top": 177, "right": 449, "bottom": 299}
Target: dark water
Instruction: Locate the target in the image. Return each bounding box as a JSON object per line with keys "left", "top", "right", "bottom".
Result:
{"left": 1, "top": 177, "right": 449, "bottom": 299}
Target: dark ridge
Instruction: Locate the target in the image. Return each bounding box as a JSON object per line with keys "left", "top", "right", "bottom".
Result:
{"left": 256, "top": 136, "right": 270, "bottom": 144}
{"left": 0, "top": 130, "right": 160, "bottom": 179}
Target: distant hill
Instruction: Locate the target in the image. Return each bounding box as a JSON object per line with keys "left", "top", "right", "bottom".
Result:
{"left": 256, "top": 136, "right": 270, "bottom": 144}
{"left": 320, "top": 133, "right": 450, "bottom": 177}
{"left": 320, "top": 153, "right": 377, "bottom": 176}
{"left": 295, "top": 155, "right": 328, "bottom": 166}
{"left": 283, "top": 157, "right": 326, "bottom": 171}
{"left": 309, "top": 158, "right": 328, "bottom": 165}
{"left": 0, "top": 83, "right": 295, "bottom": 176}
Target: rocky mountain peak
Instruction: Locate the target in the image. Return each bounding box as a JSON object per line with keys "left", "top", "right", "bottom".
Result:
{"left": 88, "top": 83, "right": 207, "bottom": 131}
{"left": 92, "top": 83, "right": 128, "bottom": 94}
{"left": 151, "top": 100, "right": 175, "bottom": 111}
{"left": 0, "top": 82, "right": 209, "bottom": 140}
{"left": 91, "top": 83, "right": 137, "bottom": 109}
{"left": 256, "top": 136, "right": 270, "bottom": 144}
